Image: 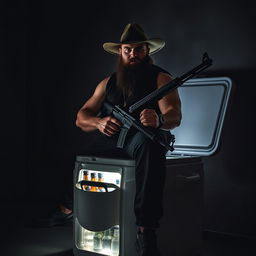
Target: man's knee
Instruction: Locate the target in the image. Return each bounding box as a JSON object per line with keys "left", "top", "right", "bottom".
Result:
{"left": 125, "top": 131, "right": 165, "bottom": 157}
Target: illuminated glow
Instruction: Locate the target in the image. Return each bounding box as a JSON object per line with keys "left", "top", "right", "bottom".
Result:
{"left": 77, "top": 169, "right": 121, "bottom": 191}
{"left": 75, "top": 218, "right": 120, "bottom": 256}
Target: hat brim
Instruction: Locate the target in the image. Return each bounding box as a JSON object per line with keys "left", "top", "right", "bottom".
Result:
{"left": 103, "top": 38, "right": 165, "bottom": 55}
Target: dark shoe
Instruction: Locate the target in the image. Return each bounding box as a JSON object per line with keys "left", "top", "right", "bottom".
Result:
{"left": 135, "top": 229, "right": 161, "bottom": 256}
{"left": 29, "top": 208, "right": 73, "bottom": 228}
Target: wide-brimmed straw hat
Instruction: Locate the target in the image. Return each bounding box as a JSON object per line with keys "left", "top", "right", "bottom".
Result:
{"left": 103, "top": 23, "right": 165, "bottom": 55}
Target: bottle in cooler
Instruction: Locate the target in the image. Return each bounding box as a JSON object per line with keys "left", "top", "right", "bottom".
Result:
{"left": 111, "top": 226, "right": 119, "bottom": 255}
{"left": 102, "top": 229, "right": 112, "bottom": 251}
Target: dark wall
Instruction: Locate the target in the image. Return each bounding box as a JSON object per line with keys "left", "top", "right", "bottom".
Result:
{"left": 1, "top": 0, "right": 255, "bottom": 238}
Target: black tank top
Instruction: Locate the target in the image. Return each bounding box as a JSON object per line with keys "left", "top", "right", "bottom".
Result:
{"left": 101, "top": 64, "right": 170, "bottom": 118}
{"left": 100, "top": 64, "right": 172, "bottom": 147}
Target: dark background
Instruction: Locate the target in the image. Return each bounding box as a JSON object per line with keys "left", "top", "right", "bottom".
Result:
{"left": 1, "top": 0, "right": 255, "bottom": 240}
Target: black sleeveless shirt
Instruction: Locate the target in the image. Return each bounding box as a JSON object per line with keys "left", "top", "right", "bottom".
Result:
{"left": 101, "top": 64, "right": 170, "bottom": 118}
{"left": 100, "top": 64, "right": 172, "bottom": 147}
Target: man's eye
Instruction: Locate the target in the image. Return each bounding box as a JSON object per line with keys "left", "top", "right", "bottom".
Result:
{"left": 124, "top": 48, "right": 131, "bottom": 54}
{"left": 136, "top": 46, "right": 145, "bottom": 52}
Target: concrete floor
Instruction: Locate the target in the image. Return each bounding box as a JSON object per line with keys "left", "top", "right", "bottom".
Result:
{"left": 1, "top": 202, "right": 256, "bottom": 256}
{"left": 0, "top": 202, "right": 72, "bottom": 256}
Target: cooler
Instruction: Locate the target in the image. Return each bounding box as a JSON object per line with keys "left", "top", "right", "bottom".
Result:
{"left": 73, "top": 77, "right": 232, "bottom": 256}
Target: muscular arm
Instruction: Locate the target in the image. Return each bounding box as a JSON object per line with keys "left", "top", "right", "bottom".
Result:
{"left": 157, "top": 72, "right": 182, "bottom": 130}
{"left": 139, "top": 72, "right": 182, "bottom": 130}
{"left": 75, "top": 77, "right": 122, "bottom": 135}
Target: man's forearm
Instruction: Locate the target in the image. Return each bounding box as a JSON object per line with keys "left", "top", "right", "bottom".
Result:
{"left": 160, "top": 110, "right": 181, "bottom": 130}
{"left": 75, "top": 109, "right": 101, "bottom": 132}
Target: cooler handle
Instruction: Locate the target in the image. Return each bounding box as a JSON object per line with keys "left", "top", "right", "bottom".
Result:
{"left": 176, "top": 173, "right": 200, "bottom": 183}
{"left": 77, "top": 180, "right": 120, "bottom": 192}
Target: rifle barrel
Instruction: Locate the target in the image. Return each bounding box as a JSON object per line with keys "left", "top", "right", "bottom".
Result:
{"left": 128, "top": 53, "right": 212, "bottom": 113}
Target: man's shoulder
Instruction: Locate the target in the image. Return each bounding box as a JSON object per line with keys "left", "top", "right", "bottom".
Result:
{"left": 150, "top": 64, "right": 171, "bottom": 76}
{"left": 98, "top": 76, "right": 109, "bottom": 86}
{"left": 96, "top": 75, "right": 113, "bottom": 92}
{"left": 100, "top": 73, "right": 116, "bottom": 85}
{"left": 99, "top": 72, "right": 117, "bottom": 92}
{"left": 103, "top": 72, "right": 117, "bottom": 83}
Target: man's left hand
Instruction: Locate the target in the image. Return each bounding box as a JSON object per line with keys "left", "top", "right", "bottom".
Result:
{"left": 140, "top": 109, "right": 159, "bottom": 128}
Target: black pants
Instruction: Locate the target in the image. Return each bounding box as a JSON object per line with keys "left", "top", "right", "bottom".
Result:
{"left": 63, "top": 129, "right": 171, "bottom": 228}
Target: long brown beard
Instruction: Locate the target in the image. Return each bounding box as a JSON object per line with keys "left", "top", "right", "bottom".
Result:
{"left": 116, "top": 55, "right": 153, "bottom": 105}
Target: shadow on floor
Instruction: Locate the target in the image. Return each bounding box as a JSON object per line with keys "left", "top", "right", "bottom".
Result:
{"left": 0, "top": 201, "right": 73, "bottom": 256}
{"left": 1, "top": 202, "right": 256, "bottom": 256}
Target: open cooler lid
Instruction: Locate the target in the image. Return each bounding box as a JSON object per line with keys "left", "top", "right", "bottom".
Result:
{"left": 166, "top": 77, "right": 232, "bottom": 157}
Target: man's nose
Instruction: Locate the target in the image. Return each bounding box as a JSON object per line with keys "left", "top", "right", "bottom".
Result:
{"left": 130, "top": 49, "right": 137, "bottom": 57}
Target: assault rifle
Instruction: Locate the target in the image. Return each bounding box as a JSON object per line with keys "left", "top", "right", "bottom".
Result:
{"left": 104, "top": 53, "right": 213, "bottom": 151}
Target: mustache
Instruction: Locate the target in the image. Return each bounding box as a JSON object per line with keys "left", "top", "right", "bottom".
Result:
{"left": 129, "top": 57, "right": 141, "bottom": 63}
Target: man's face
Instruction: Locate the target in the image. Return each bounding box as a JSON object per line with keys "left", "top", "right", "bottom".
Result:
{"left": 119, "top": 43, "right": 149, "bottom": 65}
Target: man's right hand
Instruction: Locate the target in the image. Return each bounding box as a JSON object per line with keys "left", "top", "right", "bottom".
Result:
{"left": 96, "top": 116, "right": 122, "bottom": 136}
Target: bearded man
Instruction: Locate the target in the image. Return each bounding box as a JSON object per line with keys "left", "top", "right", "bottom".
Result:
{"left": 76, "top": 23, "right": 182, "bottom": 256}
{"left": 74, "top": 23, "right": 182, "bottom": 256}
{"left": 40, "top": 23, "right": 182, "bottom": 256}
